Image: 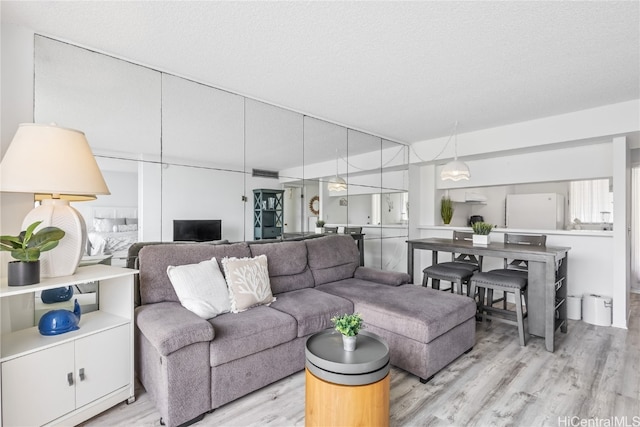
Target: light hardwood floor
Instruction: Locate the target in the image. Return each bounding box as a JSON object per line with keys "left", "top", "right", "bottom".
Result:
{"left": 82, "top": 294, "right": 640, "bottom": 427}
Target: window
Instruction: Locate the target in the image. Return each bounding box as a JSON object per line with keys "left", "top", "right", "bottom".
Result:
{"left": 569, "top": 179, "right": 613, "bottom": 223}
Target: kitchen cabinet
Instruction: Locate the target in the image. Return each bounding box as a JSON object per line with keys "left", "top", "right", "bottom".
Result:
{"left": 1, "top": 265, "right": 136, "bottom": 426}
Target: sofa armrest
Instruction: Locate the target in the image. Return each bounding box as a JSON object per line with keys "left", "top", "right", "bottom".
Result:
{"left": 354, "top": 267, "right": 411, "bottom": 286}
{"left": 135, "top": 301, "right": 214, "bottom": 356}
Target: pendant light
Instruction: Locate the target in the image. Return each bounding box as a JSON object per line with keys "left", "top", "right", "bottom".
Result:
{"left": 328, "top": 150, "right": 347, "bottom": 191}
{"left": 440, "top": 121, "right": 470, "bottom": 181}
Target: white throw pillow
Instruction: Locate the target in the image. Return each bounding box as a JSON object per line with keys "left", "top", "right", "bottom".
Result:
{"left": 167, "top": 257, "right": 231, "bottom": 319}
{"left": 222, "top": 254, "right": 275, "bottom": 313}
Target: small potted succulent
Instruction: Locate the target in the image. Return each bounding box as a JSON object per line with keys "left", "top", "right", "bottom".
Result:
{"left": 315, "top": 219, "right": 326, "bottom": 234}
{"left": 440, "top": 196, "right": 454, "bottom": 225}
{"left": 1, "top": 221, "right": 65, "bottom": 286}
{"left": 331, "top": 312, "right": 363, "bottom": 351}
{"left": 471, "top": 221, "right": 493, "bottom": 246}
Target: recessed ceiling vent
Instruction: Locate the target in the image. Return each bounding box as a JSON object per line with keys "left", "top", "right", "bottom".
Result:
{"left": 252, "top": 168, "right": 279, "bottom": 179}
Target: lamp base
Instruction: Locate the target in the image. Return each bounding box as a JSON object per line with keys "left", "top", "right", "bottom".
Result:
{"left": 22, "top": 199, "right": 86, "bottom": 278}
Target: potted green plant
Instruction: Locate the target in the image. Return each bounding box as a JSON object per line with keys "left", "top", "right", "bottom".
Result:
{"left": 1, "top": 221, "right": 65, "bottom": 286}
{"left": 315, "top": 219, "right": 326, "bottom": 234}
{"left": 331, "top": 312, "right": 363, "bottom": 351}
{"left": 471, "top": 221, "right": 493, "bottom": 246}
{"left": 440, "top": 196, "right": 454, "bottom": 225}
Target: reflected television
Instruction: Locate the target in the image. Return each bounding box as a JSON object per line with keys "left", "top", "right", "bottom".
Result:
{"left": 173, "top": 220, "right": 222, "bottom": 242}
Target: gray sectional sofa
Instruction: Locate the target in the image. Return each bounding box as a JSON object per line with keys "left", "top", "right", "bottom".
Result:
{"left": 134, "top": 234, "right": 476, "bottom": 426}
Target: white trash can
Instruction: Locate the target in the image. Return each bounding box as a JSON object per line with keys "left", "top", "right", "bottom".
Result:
{"left": 566, "top": 295, "right": 582, "bottom": 320}
{"left": 582, "top": 294, "right": 612, "bottom": 327}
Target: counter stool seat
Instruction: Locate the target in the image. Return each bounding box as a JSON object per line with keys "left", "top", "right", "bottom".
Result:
{"left": 488, "top": 269, "right": 528, "bottom": 279}
{"left": 435, "top": 261, "right": 479, "bottom": 272}
{"left": 422, "top": 264, "right": 477, "bottom": 295}
{"left": 469, "top": 271, "right": 529, "bottom": 346}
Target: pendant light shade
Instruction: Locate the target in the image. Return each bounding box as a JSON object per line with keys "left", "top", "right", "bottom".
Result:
{"left": 440, "top": 121, "right": 470, "bottom": 181}
{"left": 328, "top": 149, "right": 347, "bottom": 192}
{"left": 440, "top": 160, "right": 471, "bottom": 181}
{"left": 327, "top": 176, "right": 347, "bottom": 192}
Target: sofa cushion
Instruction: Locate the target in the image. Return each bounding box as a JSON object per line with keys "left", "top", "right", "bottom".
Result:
{"left": 167, "top": 257, "right": 231, "bottom": 319}
{"left": 222, "top": 255, "right": 276, "bottom": 313}
{"left": 249, "top": 241, "right": 315, "bottom": 293}
{"left": 354, "top": 266, "right": 411, "bottom": 286}
{"left": 269, "top": 288, "right": 353, "bottom": 337}
{"left": 305, "top": 235, "right": 360, "bottom": 286}
{"left": 317, "top": 280, "right": 476, "bottom": 344}
{"left": 139, "top": 243, "right": 251, "bottom": 305}
{"left": 209, "top": 306, "right": 297, "bottom": 366}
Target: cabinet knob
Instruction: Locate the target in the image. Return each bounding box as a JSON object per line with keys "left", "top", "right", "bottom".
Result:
{"left": 67, "top": 372, "right": 74, "bottom": 386}
{"left": 79, "top": 368, "right": 85, "bottom": 381}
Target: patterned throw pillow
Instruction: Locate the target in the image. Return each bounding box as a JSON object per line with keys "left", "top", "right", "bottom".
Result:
{"left": 222, "top": 254, "right": 275, "bottom": 313}
{"left": 167, "top": 257, "right": 231, "bottom": 319}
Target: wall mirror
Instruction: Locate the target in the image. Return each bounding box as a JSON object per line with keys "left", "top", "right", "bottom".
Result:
{"left": 34, "top": 35, "right": 410, "bottom": 272}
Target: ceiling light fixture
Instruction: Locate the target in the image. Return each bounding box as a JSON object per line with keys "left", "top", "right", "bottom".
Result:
{"left": 328, "top": 150, "right": 347, "bottom": 192}
{"left": 440, "top": 121, "right": 470, "bottom": 181}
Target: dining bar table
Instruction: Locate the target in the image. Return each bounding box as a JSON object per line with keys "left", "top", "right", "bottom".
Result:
{"left": 407, "top": 237, "right": 570, "bottom": 352}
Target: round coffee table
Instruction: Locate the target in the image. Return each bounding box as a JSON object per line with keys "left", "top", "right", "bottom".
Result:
{"left": 304, "top": 329, "right": 390, "bottom": 427}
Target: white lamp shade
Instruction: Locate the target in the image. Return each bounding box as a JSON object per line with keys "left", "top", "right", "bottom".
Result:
{"left": 327, "top": 176, "right": 347, "bottom": 192}
{"left": 440, "top": 160, "right": 471, "bottom": 181}
{"left": 0, "top": 123, "right": 110, "bottom": 197}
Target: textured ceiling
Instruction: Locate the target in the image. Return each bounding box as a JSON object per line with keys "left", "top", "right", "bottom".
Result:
{"left": 2, "top": 1, "right": 639, "bottom": 144}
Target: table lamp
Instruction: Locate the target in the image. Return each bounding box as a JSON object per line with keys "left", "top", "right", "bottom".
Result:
{"left": 0, "top": 123, "right": 110, "bottom": 277}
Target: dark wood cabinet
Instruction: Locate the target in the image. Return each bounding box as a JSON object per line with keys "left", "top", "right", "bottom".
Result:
{"left": 253, "top": 189, "right": 284, "bottom": 240}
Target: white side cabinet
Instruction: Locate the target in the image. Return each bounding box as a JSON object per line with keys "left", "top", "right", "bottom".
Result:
{"left": 0, "top": 265, "right": 137, "bottom": 427}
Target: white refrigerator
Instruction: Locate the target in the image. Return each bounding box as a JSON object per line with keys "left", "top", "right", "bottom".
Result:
{"left": 506, "top": 193, "right": 565, "bottom": 230}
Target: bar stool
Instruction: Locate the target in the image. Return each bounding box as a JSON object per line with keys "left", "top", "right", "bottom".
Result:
{"left": 469, "top": 272, "right": 528, "bottom": 346}
{"left": 422, "top": 231, "right": 482, "bottom": 296}
{"left": 488, "top": 234, "right": 547, "bottom": 309}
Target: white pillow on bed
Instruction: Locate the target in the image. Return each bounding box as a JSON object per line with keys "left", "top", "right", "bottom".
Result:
{"left": 93, "top": 217, "right": 125, "bottom": 232}
{"left": 115, "top": 224, "right": 138, "bottom": 232}
{"left": 167, "top": 257, "right": 231, "bottom": 319}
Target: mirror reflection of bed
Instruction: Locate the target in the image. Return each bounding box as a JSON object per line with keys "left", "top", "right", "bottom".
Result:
{"left": 75, "top": 206, "right": 139, "bottom": 267}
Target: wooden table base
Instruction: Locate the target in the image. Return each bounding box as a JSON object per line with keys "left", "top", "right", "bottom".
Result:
{"left": 305, "top": 368, "right": 389, "bottom": 427}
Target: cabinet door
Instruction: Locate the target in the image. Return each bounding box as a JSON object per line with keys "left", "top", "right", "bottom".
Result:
{"left": 2, "top": 343, "right": 75, "bottom": 427}
{"left": 75, "top": 325, "right": 130, "bottom": 407}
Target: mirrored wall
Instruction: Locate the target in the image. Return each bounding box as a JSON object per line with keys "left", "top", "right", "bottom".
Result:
{"left": 34, "top": 35, "right": 409, "bottom": 271}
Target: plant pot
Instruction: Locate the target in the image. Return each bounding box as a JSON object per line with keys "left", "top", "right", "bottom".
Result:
{"left": 315, "top": 227, "right": 325, "bottom": 234}
{"left": 8, "top": 260, "right": 40, "bottom": 286}
{"left": 342, "top": 334, "right": 357, "bottom": 351}
{"left": 472, "top": 234, "right": 490, "bottom": 246}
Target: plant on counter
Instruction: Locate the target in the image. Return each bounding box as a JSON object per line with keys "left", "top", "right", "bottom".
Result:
{"left": 331, "top": 312, "right": 363, "bottom": 337}
{"left": 440, "top": 196, "right": 454, "bottom": 225}
{"left": 471, "top": 221, "right": 493, "bottom": 235}
{"left": 315, "top": 220, "right": 326, "bottom": 228}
